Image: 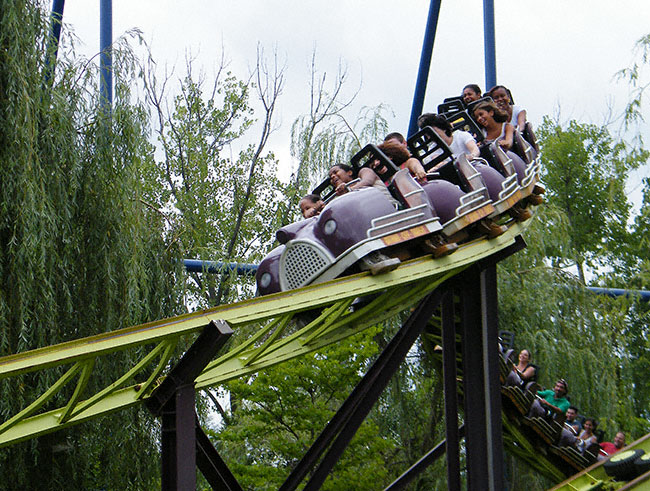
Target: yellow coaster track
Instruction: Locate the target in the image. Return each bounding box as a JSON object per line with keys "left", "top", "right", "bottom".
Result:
{"left": 0, "top": 220, "right": 529, "bottom": 449}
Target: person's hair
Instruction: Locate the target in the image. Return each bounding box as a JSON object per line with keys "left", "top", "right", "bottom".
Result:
{"left": 330, "top": 163, "right": 353, "bottom": 173}
{"left": 472, "top": 101, "right": 508, "bottom": 123}
{"left": 584, "top": 417, "right": 598, "bottom": 429}
{"left": 378, "top": 140, "right": 410, "bottom": 166}
{"left": 420, "top": 114, "right": 453, "bottom": 137}
{"left": 463, "top": 84, "right": 482, "bottom": 96}
{"left": 417, "top": 113, "right": 435, "bottom": 129}
{"left": 300, "top": 193, "right": 322, "bottom": 204}
{"left": 568, "top": 405, "right": 578, "bottom": 413}
{"left": 487, "top": 85, "right": 515, "bottom": 105}
{"left": 384, "top": 132, "right": 406, "bottom": 144}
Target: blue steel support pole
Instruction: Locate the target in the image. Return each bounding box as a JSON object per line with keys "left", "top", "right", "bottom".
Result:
{"left": 407, "top": 0, "right": 443, "bottom": 138}
{"left": 184, "top": 259, "right": 258, "bottom": 276}
{"left": 483, "top": 0, "right": 497, "bottom": 90}
{"left": 182, "top": 259, "right": 650, "bottom": 302}
{"left": 100, "top": 0, "right": 113, "bottom": 110}
{"left": 587, "top": 287, "right": 650, "bottom": 302}
{"left": 44, "top": 0, "right": 65, "bottom": 86}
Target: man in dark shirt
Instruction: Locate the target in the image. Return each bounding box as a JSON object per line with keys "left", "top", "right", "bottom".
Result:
{"left": 565, "top": 406, "right": 582, "bottom": 433}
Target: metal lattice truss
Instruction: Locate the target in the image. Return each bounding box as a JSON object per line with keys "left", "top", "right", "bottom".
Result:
{"left": 0, "top": 221, "right": 529, "bottom": 448}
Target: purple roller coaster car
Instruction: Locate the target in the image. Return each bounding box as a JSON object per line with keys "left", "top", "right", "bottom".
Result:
{"left": 256, "top": 116, "right": 541, "bottom": 296}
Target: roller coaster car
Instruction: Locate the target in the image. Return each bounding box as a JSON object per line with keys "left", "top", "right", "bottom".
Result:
{"left": 447, "top": 98, "right": 543, "bottom": 200}
{"left": 407, "top": 126, "right": 520, "bottom": 222}
{"left": 358, "top": 138, "right": 497, "bottom": 239}
{"left": 462, "top": 112, "right": 543, "bottom": 199}
{"left": 255, "top": 142, "right": 497, "bottom": 296}
{"left": 256, "top": 146, "right": 443, "bottom": 295}
{"left": 437, "top": 96, "right": 466, "bottom": 115}
{"left": 443, "top": 109, "right": 486, "bottom": 144}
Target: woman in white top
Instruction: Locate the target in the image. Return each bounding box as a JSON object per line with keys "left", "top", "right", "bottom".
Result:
{"left": 487, "top": 85, "right": 527, "bottom": 131}
{"left": 472, "top": 100, "right": 527, "bottom": 184}
{"left": 422, "top": 114, "right": 481, "bottom": 160}
{"left": 472, "top": 101, "right": 514, "bottom": 150}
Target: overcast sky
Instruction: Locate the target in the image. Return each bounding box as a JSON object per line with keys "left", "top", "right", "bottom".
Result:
{"left": 59, "top": 1, "right": 650, "bottom": 199}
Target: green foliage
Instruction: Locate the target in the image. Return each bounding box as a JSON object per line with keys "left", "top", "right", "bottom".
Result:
{"left": 537, "top": 117, "right": 647, "bottom": 281}
{"left": 0, "top": 1, "right": 182, "bottom": 488}
{"left": 499, "top": 116, "right": 650, "bottom": 487}
{"left": 623, "top": 178, "right": 650, "bottom": 287}
{"left": 215, "top": 326, "right": 395, "bottom": 490}
{"left": 615, "top": 33, "right": 650, "bottom": 129}
{"left": 146, "top": 57, "right": 285, "bottom": 307}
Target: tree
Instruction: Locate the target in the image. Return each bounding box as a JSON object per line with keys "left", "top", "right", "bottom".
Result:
{"left": 214, "top": 326, "right": 397, "bottom": 491}
{"left": 281, "top": 53, "right": 391, "bottom": 225}
{"left": 616, "top": 33, "right": 650, "bottom": 132}
{"left": 497, "top": 120, "right": 650, "bottom": 487}
{"left": 144, "top": 47, "right": 286, "bottom": 308}
{"left": 0, "top": 2, "right": 182, "bottom": 488}
{"left": 537, "top": 117, "right": 647, "bottom": 282}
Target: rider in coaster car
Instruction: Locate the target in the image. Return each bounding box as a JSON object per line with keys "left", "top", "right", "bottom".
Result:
{"left": 376, "top": 139, "right": 427, "bottom": 183}
{"left": 462, "top": 83, "right": 482, "bottom": 105}
{"left": 328, "top": 163, "right": 399, "bottom": 208}
{"left": 299, "top": 193, "right": 324, "bottom": 218}
{"left": 486, "top": 85, "right": 527, "bottom": 132}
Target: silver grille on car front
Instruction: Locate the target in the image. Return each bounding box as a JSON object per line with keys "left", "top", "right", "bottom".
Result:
{"left": 281, "top": 240, "right": 333, "bottom": 290}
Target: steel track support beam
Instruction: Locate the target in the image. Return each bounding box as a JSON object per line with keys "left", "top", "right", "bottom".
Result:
{"left": 460, "top": 263, "right": 504, "bottom": 491}
{"left": 145, "top": 320, "right": 240, "bottom": 491}
{"left": 408, "top": 0, "right": 443, "bottom": 137}
{"left": 483, "top": 0, "right": 497, "bottom": 90}
{"left": 196, "top": 421, "right": 242, "bottom": 491}
{"left": 384, "top": 235, "right": 520, "bottom": 489}
{"left": 160, "top": 384, "right": 196, "bottom": 490}
{"left": 279, "top": 286, "right": 446, "bottom": 491}
{"left": 442, "top": 290, "right": 462, "bottom": 490}
{"left": 384, "top": 425, "right": 466, "bottom": 491}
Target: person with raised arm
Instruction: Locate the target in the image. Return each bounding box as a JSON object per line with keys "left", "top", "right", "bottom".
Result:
{"left": 328, "top": 163, "right": 398, "bottom": 208}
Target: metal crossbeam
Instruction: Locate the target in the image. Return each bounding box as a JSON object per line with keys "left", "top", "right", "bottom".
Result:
{"left": 144, "top": 320, "right": 234, "bottom": 490}
{"left": 384, "top": 425, "right": 466, "bottom": 491}
{"left": 280, "top": 287, "right": 446, "bottom": 491}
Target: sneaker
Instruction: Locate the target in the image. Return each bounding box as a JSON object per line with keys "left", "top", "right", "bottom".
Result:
{"left": 359, "top": 251, "right": 401, "bottom": 275}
